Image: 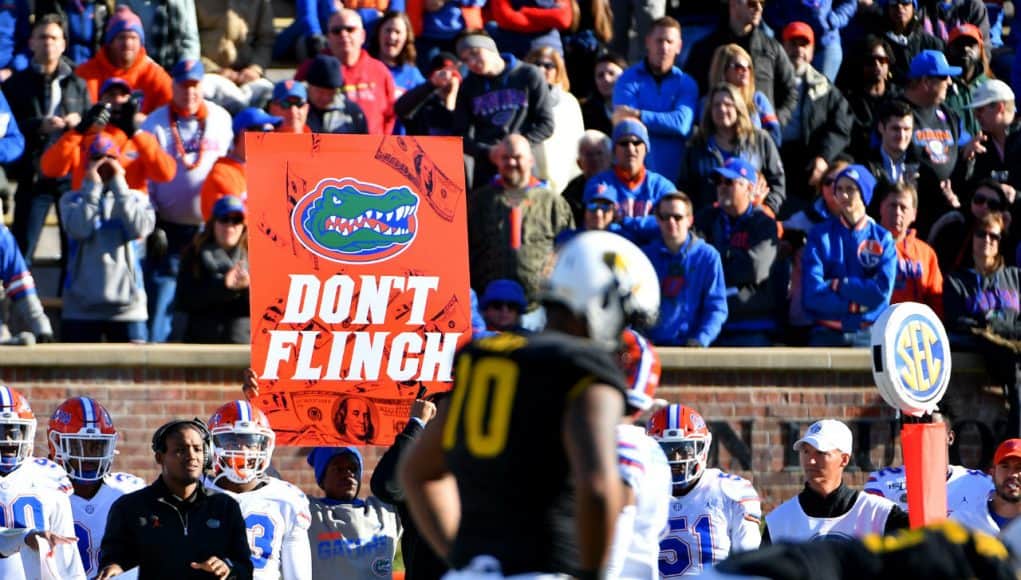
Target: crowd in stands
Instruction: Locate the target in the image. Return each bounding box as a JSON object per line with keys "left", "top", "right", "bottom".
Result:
{"left": 0, "top": 0, "right": 1016, "bottom": 355}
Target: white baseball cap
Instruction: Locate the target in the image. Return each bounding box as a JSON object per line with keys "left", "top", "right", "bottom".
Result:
{"left": 794, "top": 419, "right": 853, "bottom": 454}
{"left": 967, "top": 79, "right": 1015, "bottom": 109}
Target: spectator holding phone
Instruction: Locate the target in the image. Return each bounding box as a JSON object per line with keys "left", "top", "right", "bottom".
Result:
{"left": 40, "top": 76, "right": 176, "bottom": 193}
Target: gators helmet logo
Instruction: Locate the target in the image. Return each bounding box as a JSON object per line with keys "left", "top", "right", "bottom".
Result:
{"left": 291, "top": 177, "right": 420, "bottom": 264}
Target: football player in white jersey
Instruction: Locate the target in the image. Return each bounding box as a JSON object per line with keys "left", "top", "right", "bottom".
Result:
{"left": 647, "top": 404, "right": 761, "bottom": 577}
{"left": 606, "top": 329, "right": 672, "bottom": 579}
{"left": 951, "top": 438, "right": 1021, "bottom": 535}
{"left": 0, "top": 385, "right": 86, "bottom": 580}
{"left": 205, "top": 400, "right": 313, "bottom": 580}
{"left": 864, "top": 412, "right": 992, "bottom": 516}
{"left": 764, "top": 419, "right": 908, "bottom": 544}
{"left": 47, "top": 396, "right": 145, "bottom": 580}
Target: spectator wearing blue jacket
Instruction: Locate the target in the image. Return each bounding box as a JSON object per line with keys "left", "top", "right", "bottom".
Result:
{"left": 612, "top": 16, "right": 697, "bottom": 183}
{"left": 0, "top": 0, "right": 29, "bottom": 80}
{"left": 764, "top": 0, "right": 857, "bottom": 82}
{"left": 0, "top": 223, "right": 52, "bottom": 341}
{"left": 802, "top": 165, "right": 897, "bottom": 347}
{"left": 582, "top": 119, "right": 673, "bottom": 246}
{"left": 642, "top": 191, "right": 728, "bottom": 347}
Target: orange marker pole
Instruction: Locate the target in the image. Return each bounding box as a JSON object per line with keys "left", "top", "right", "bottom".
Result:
{"left": 902, "top": 422, "right": 948, "bottom": 528}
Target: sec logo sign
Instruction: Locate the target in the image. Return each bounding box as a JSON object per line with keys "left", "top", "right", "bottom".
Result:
{"left": 870, "top": 302, "right": 951, "bottom": 417}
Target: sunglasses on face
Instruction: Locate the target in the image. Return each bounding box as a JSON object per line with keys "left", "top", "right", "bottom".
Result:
{"left": 586, "top": 202, "right": 615, "bottom": 213}
{"left": 658, "top": 212, "right": 688, "bottom": 222}
{"left": 972, "top": 195, "right": 1003, "bottom": 211}
{"left": 329, "top": 25, "right": 360, "bottom": 35}
{"left": 217, "top": 215, "right": 245, "bottom": 225}
{"left": 534, "top": 61, "right": 557, "bottom": 70}
{"left": 869, "top": 54, "right": 890, "bottom": 65}
{"left": 276, "top": 99, "right": 306, "bottom": 108}
{"left": 616, "top": 139, "right": 643, "bottom": 148}
{"left": 974, "top": 230, "right": 1002, "bottom": 242}
{"left": 727, "top": 61, "right": 751, "bottom": 71}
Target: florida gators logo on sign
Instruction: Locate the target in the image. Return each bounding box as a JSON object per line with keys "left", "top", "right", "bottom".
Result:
{"left": 291, "top": 177, "right": 420, "bottom": 265}
{"left": 857, "top": 239, "right": 884, "bottom": 268}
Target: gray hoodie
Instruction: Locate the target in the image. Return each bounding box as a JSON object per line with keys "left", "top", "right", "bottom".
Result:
{"left": 59, "top": 175, "right": 155, "bottom": 321}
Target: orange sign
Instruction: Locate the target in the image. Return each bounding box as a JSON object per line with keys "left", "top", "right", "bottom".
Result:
{"left": 245, "top": 133, "right": 470, "bottom": 447}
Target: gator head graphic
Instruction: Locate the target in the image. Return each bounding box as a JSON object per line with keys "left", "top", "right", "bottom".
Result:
{"left": 292, "top": 178, "right": 420, "bottom": 264}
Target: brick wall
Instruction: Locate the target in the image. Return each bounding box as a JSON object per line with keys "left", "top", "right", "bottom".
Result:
{"left": 0, "top": 346, "right": 1005, "bottom": 512}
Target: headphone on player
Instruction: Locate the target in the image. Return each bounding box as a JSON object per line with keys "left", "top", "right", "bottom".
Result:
{"left": 151, "top": 418, "right": 213, "bottom": 471}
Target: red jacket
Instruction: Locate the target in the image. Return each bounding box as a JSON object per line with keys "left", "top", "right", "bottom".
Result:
{"left": 486, "top": 0, "right": 572, "bottom": 32}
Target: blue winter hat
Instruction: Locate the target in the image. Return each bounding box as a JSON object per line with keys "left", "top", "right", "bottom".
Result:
{"left": 713, "top": 157, "right": 758, "bottom": 185}
{"left": 307, "top": 446, "right": 363, "bottom": 490}
{"left": 104, "top": 6, "right": 145, "bottom": 45}
{"left": 834, "top": 164, "right": 878, "bottom": 206}
{"left": 612, "top": 119, "right": 650, "bottom": 151}
{"left": 232, "top": 107, "right": 282, "bottom": 134}
{"left": 480, "top": 279, "right": 527, "bottom": 310}
{"left": 908, "top": 50, "right": 962, "bottom": 79}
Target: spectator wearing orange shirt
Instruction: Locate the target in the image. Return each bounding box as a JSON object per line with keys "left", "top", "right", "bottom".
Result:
{"left": 39, "top": 77, "right": 176, "bottom": 192}
{"left": 200, "top": 108, "right": 281, "bottom": 221}
{"left": 878, "top": 181, "right": 944, "bottom": 317}
{"left": 74, "top": 6, "right": 172, "bottom": 115}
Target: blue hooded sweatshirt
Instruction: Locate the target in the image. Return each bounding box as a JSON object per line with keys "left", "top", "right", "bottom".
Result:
{"left": 642, "top": 235, "right": 728, "bottom": 347}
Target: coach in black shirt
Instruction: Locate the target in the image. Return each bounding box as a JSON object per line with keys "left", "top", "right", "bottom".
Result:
{"left": 97, "top": 419, "right": 252, "bottom": 580}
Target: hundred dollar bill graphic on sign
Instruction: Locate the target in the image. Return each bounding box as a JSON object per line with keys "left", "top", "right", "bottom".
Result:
{"left": 245, "top": 133, "right": 470, "bottom": 446}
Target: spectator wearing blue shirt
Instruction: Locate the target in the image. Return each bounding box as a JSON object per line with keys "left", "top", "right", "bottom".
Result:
{"left": 612, "top": 16, "right": 697, "bottom": 183}
{"left": 642, "top": 191, "right": 727, "bottom": 347}
{"left": 802, "top": 165, "right": 897, "bottom": 347}
{"left": 0, "top": 222, "right": 52, "bottom": 341}
{"left": 369, "top": 11, "right": 426, "bottom": 99}
{"left": 0, "top": 0, "right": 29, "bottom": 80}
{"left": 694, "top": 158, "right": 779, "bottom": 346}
{"left": 0, "top": 86, "right": 24, "bottom": 217}
{"left": 583, "top": 119, "right": 673, "bottom": 245}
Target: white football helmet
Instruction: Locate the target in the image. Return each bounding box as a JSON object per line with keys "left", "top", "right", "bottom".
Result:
{"left": 543, "top": 230, "right": 659, "bottom": 348}
{"left": 208, "top": 400, "right": 275, "bottom": 484}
